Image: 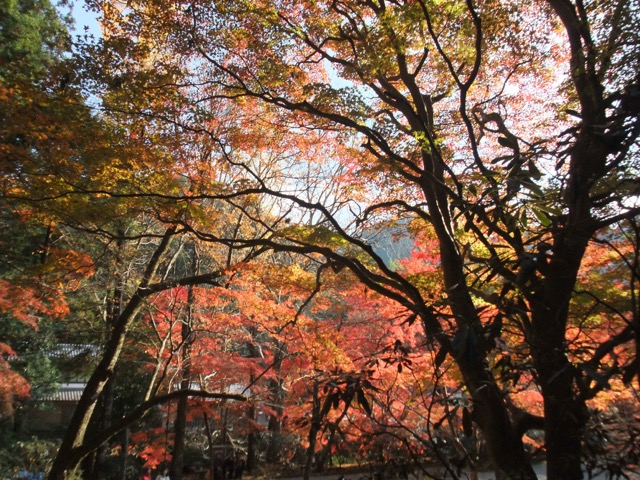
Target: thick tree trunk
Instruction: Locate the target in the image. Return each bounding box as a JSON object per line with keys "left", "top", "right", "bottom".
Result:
{"left": 537, "top": 353, "right": 586, "bottom": 480}
{"left": 454, "top": 336, "right": 536, "bottom": 480}
{"left": 531, "top": 221, "right": 592, "bottom": 480}
{"left": 537, "top": 1, "right": 614, "bottom": 474}
{"left": 532, "top": 299, "right": 587, "bottom": 480}
{"left": 266, "top": 407, "right": 283, "bottom": 462}
{"left": 421, "top": 157, "right": 536, "bottom": 479}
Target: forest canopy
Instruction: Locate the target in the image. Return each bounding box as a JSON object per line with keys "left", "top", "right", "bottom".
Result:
{"left": 1, "top": 0, "right": 639, "bottom": 480}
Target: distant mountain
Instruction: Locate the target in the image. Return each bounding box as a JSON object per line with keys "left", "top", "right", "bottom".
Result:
{"left": 363, "top": 221, "right": 414, "bottom": 267}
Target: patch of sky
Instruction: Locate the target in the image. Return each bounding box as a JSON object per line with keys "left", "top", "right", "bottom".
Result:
{"left": 67, "top": 1, "right": 101, "bottom": 38}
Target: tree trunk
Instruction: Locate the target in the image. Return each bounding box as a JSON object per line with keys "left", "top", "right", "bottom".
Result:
{"left": 172, "top": 245, "right": 198, "bottom": 480}
{"left": 48, "top": 229, "right": 176, "bottom": 480}
{"left": 48, "top": 305, "right": 141, "bottom": 479}
{"left": 204, "top": 414, "right": 215, "bottom": 480}
{"left": 92, "top": 374, "right": 116, "bottom": 480}
{"left": 266, "top": 344, "right": 285, "bottom": 463}
{"left": 171, "top": 372, "right": 190, "bottom": 480}
{"left": 536, "top": 1, "right": 612, "bottom": 473}
{"left": 246, "top": 411, "right": 258, "bottom": 473}
{"left": 455, "top": 349, "right": 536, "bottom": 480}
{"left": 121, "top": 427, "right": 129, "bottom": 480}
{"left": 420, "top": 155, "right": 537, "bottom": 479}
{"left": 531, "top": 221, "right": 592, "bottom": 480}
{"left": 316, "top": 424, "right": 336, "bottom": 473}
{"left": 266, "top": 410, "right": 283, "bottom": 463}
{"left": 303, "top": 381, "right": 321, "bottom": 480}
{"left": 94, "top": 240, "right": 123, "bottom": 480}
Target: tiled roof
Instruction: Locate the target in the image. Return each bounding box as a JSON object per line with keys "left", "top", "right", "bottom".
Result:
{"left": 49, "top": 344, "right": 100, "bottom": 358}
{"left": 37, "top": 383, "right": 86, "bottom": 402}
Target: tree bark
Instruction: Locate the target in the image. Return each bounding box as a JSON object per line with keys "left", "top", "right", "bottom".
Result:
{"left": 246, "top": 406, "right": 258, "bottom": 473}
{"left": 171, "top": 342, "right": 191, "bottom": 480}
{"left": 530, "top": 143, "right": 599, "bottom": 479}
{"left": 531, "top": 260, "right": 588, "bottom": 480}
{"left": 94, "top": 236, "right": 124, "bottom": 480}
{"left": 419, "top": 150, "right": 537, "bottom": 479}
{"left": 92, "top": 374, "right": 116, "bottom": 480}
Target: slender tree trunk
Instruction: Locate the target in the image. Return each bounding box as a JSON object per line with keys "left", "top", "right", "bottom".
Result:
{"left": 303, "top": 381, "right": 321, "bottom": 480}
{"left": 121, "top": 427, "right": 129, "bottom": 480}
{"left": 49, "top": 304, "right": 142, "bottom": 479}
{"left": 94, "top": 236, "right": 124, "bottom": 480}
{"left": 48, "top": 229, "right": 176, "bottom": 480}
{"left": 316, "top": 424, "right": 336, "bottom": 473}
{"left": 245, "top": 327, "right": 261, "bottom": 473}
{"left": 171, "top": 350, "right": 190, "bottom": 480}
{"left": 39, "top": 224, "right": 52, "bottom": 265}
{"left": 92, "top": 374, "right": 116, "bottom": 480}
{"left": 246, "top": 405, "right": 257, "bottom": 473}
{"left": 204, "top": 414, "right": 215, "bottom": 480}
{"left": 172, "top": 244, "right": 198, "bottom": 480}
{"left": 266, "top": 345, "right": 285, "bottom": 463}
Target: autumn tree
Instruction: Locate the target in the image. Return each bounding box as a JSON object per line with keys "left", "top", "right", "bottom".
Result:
{"left": 26, "top": 91, "right": 321, "bottom": 479}
{"left": 0, "top": 0, "right": 86, "bottom": 428}
{"left": 570, "top": 219, "right": 640, "bottom": 477}
{"left": 80, "top": 0, "right": 640, "bottom": 479}
{"left": 2, "top": 28, "right": 253, "bottom": 480}
{"left": 1, "top": 3, "right": 243, "bottom": 479}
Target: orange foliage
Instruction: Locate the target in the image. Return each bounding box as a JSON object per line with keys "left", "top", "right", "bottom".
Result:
{"left": 0, "top": 343, "right": 30, "bottom": 417}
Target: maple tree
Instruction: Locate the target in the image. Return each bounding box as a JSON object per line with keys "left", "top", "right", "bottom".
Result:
{"left": 2, "top": 10, "right": 256, "bottom": 477}
{"left": 36, "top": 111, "right": 333, "bottom": 479}
{"left": 76, "top": 0, "right": 640, "bottom": 479}
{"left": 3, "top": 0, "right": 640, "bottom": 479}
{"left": 44, "top": 224, "right": 259, "bottom": 478}
{"left": 41, "top": 190, "right": 291, "bottom": 478}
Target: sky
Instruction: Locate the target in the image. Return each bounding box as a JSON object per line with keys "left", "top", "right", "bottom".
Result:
{"left": 69, "top": 1, "right": 101, "bottom": 37}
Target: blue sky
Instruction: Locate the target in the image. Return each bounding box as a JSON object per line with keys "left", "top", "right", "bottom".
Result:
{"left": 70, "top": 1, "right": 100, "bottom": 37}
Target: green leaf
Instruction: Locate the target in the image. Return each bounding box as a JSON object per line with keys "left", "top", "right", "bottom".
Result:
{"left": 533, "top": 208, "right": 552, "bottom": 227}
